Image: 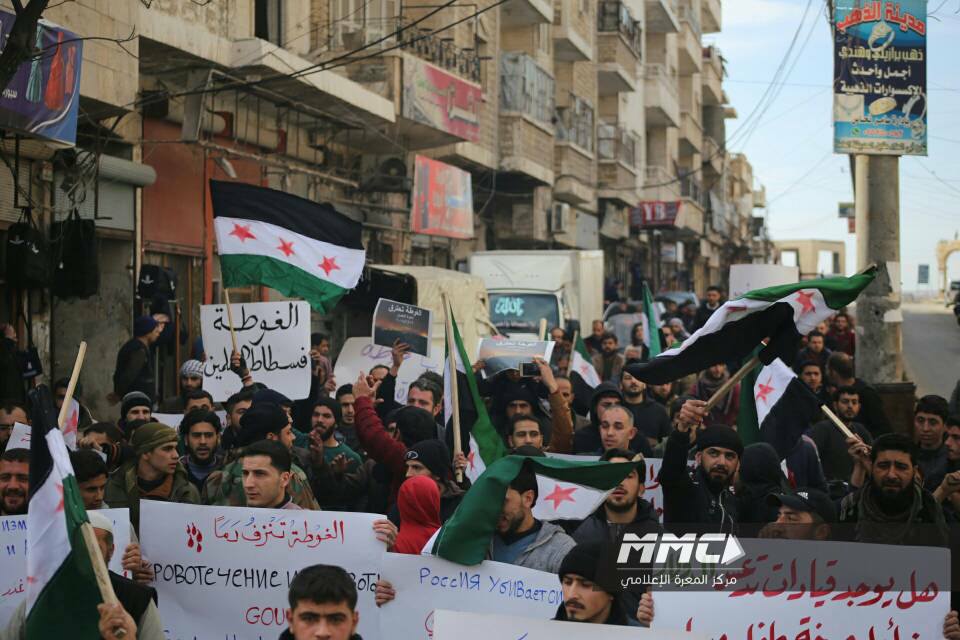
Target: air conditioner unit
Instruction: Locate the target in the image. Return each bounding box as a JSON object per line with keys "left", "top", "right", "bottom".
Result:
{"left": 359, "top": 155, "right": 411, "bottom": 193}
{"left": 550, "top": 202, "right": 570, "bottom": 234}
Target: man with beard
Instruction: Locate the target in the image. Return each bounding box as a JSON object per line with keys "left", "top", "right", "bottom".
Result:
{"left": 591, "top": 333, "right": 626, "bottom": 383}
{"left": 158, "top": 359, "right": 205, "bottom": 413}
{"left": 690, "top": 364, "right": 739, "bottom": 428}
{"left": 932, "top": 416, "right": 960, "bottom": 520}
{"left": 178, "top": 410, "right": 225, "bottom": 491}
{"left": 620, "top": 371, "right": 671, "bottom": 449}
{"left": 310, "top": 397, "right": 362, "bottom": 473}
{"left": 573, "top": 449, "right": 659, "bottom": 545}
{"left": 826, "top": 353, "right": 890, "bottom": 437}
{"left": 827, "top": 312, "right": 856, "bottom": 356}
{"left": 694, "top": 286, "right": 724, "bottom": 330}
{"left": 0, "top": 401, "right": 28, "bottom": 453}
{"left": 912, "top": 395, "right": 950, "bottom": 491}
{"left": 810, "top": 386, "right": 873, "bottom": 485}
{"left": 659, "top": 399, "right": 742, "bottom": 531}
{"left": 334, "top": 385, "right": 361, "bottom": 453}
{"left": 220, "top": 388, "right": 255, "bottom": 452}
{"left": 553, "top": 542, "right": 637, "bottom": 626}
{"left": 839, "top": 433, "right": 949, "bottom": 546}
{"left": 0, "top": 448, "right": 28, "bottom": 515}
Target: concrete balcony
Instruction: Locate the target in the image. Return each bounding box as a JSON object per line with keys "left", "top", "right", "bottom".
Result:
{"left": 501, "top": 0, "right": 554, "bottom": 27}
{"left": 645, "top": 0, "right": 680, "bottom": 33}
{"left": 553, "top": 0, "right": 594, "bottom": 61}
{"left": 642, "top": 165, "right": 681, "bottom": 201}
{"left": 554, "top": 142, "right": 597, "bottom": 208}
{"left": 638, "top": 167, "right": 703, "bottom": 236}
{"left": 643, "top": 64, "right": 680, "bottom": 127}
{"left": 679, "top": 110, "right": 702, "bottom": 155}
{"left": 499, "top": 114, "right": 556, "bottom": 184}
{"left": 702, "top": 0, "right": 721, "bottom": 33}
{"left": 702, "top": 46, "right": 724, "bottom": 105}
{"left": 597, "top": 2, "right": 641, "bottom": 95}
{"left": 702, "top": 134, "right": 724, "bottom": 177}
{"left": 598, "top": 122, "right": 640, "bottom": 204}
{"left": 677, "top": 4, "right": 702, "bottom": 74}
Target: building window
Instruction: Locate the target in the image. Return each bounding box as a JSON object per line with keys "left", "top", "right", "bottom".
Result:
{"left": 556, "top": 95, "right": 594, "bottom": 152}
{"left": 597, "top": 1, "right": 641, "bottom": 55}
{"left": 255, "top": 0, "right": 283, "bottom": 45}
{"left": 535, "top": 23, "right": 551, "bottom": 55}
{"left": 329, "top": 0, "right": 398, "bottom": 49}
{"left": 500, "top": 53, "right": 555, "bottom": 126}
{"left": 597, "top": 122, "right": 638, "bottom": 167}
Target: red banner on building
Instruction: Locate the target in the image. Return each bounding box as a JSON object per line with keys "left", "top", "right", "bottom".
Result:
{"left": 402, "top": 55, "right": 481, "bottom": 142}
{"left": 630, "top": 201, "right": 682, "bottom": 229}
{"left": 410, "top": 155, "right": 474, "bottom": 239}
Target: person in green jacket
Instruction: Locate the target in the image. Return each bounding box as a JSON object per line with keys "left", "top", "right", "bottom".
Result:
{"left": 104, "top": 422, "right": 200, "bottom": 533}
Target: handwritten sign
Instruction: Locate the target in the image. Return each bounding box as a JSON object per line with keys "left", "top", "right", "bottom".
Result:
{"left": 373, "top": 298, "right": 433, "bottom": 358}
{"left": 0, "top": 509, "right": 130, "bottom": 627}
{"left": 6, "top": 423, "right": 30, "bottom": 451}
{"left": 378, "top": 553, "right": 562, "bottom": 640}
{"left": 477, "top": 338, "right": 555, "bottom": 378}
{"left": 6, "top": 416, "right": 79, "bottom": 453}
{"left": 432, "top": 609, "right": 704, "bottom": 640}
{"left": 333, "top": 337, "right": 442, "bottom": 405}
{"left": 139, "top": 502, "right": 386, "bottom": 640}
{"left": 200, "top": 301, "right": 311, "bottom": 402}
{"left": 653, "top": 539, "right": 949, "bottom": 640}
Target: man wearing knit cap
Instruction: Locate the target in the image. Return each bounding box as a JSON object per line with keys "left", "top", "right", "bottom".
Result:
{"left": 553, "top": 542, "right": 636, "bottom": 626}
{"left": 158, "top": 359, "right": 206, "bottom": 413}
{"left": 112, "top": 315, "right": 163, "bottom": 403}
{"left": 658, "top": 398, "right": 743, "bottom": 531}
{"left": 104, "top": 422, "right": 200, "bottom": 532}
{"left": 402, "top": 439, "right": 463, "bottom": 523}
{"left": 118, "top": 391, "right": 153, "bottom": 435}
{"left": 201, "top": 402, "right": 321, "bottom": 510}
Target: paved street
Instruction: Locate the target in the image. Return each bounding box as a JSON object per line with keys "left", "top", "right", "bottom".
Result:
{"left": 902, "top": 301, "right": 960, "bottom": 399}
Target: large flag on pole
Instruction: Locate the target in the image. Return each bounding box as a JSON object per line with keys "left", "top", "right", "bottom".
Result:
{"left": 431, "top": 455, "right": 635, "bottom": 565}
{"left": 625, "top": 269, "right": 877, "bottom": 384}
{"left": 642, "top": 282, "right": 662, "bottom": 358}
{"left": 25, "top": 387, "right": 101, "bottom": 637}
{"left": 570, "top": 333, "right": 601, "bottom": 388}
{"left": 210, "top": 180, "right": 366, "bottom": 313}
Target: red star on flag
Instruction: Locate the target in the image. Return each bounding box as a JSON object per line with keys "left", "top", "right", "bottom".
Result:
{"left": 727, "top": 305, "right": 747, "bottom": 313}
{"left": 467, "top": 450, "right": 476, "bottom": 471}
{"left": 543, "top": 484, "right": 577, "bottom": 510}
{"left": 277, "top": 238, "right": 295, "bottom": 257}
{"left": 795, "top": 290, "right": 816, "bottom": 314}
{"left": 55, "top": 482, "right": 64, "bottom": 512}
{"left": 319, "top": 255, "right": 340, "bottom": 276}
{"left": 229, "top": 223, "right": 256, "bottom": 242}
{"left": 756, "top": 377, "right": 776, "bottom": 405}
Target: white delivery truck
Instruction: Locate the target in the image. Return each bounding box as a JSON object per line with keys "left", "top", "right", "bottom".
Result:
{"left": 468, "top": 250, "right": 605, "bottom": 339}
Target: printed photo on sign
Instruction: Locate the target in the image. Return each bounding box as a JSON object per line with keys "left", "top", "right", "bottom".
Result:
{"left": 200, "top": 300, "right": 311, "bottom": 401}
{"left": 372, "top": 298, "right": 433, "bottom": 358}
{"left": 139, "top": 501, "right": 387, "bottom": 640}
{"left": 477, "top": 338, "right": 555, "bottom": 378}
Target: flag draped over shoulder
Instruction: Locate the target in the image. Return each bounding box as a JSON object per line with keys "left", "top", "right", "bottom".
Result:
{"left": 25, "top": 386, "right": 101, "bottom": 637}
{"left": 431, "top": 455, "right": 635, "bottom": 565}
{"left": 642, "top": 282, "right": 662, "bottom": 358}
{"left": 625, "top": 269, "right": 876, "bottom": 385}
{"left": 737, "top": 357, "right": 823, "bottom": 459}
{"left": 445, "top": 310, "right": 505, "bottom": 474}
{"left": 210, "top": 180, "right": 365, "bottom": 313}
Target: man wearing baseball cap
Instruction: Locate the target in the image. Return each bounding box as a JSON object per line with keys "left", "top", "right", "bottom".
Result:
{"left": 104, "top": 422, "right": 200, "bottom": 532}
{"left": 764, "top": 487, "right": 835, "bottom": 541}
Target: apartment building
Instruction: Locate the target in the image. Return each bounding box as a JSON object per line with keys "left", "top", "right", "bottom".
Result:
{"left": 0, "top": 0, "right": 771, "bottom": 414}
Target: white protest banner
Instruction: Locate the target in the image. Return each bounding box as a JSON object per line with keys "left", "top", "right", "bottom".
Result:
{"left": 334, "top": 337, "right": 442, "bottom": 404}
{"left": 652, "top": 540, "right": 949, "bottom": 640}
{"left": 378, "top": 552, "right": 562, "bottom": 640}
{"left": 140, "top": 501, "right": 386, "bottom": 640}
{"left": 6, "top": 417, "right": 80, "bottom": 452}
{"left": 200, "top": 300, "right": 311, "bottom": 401}
{"left": 433, "top": 609, "right": 705, "bottom": 640}
{"left": 373, "top": 298, "right": 433, "bottom": 358}
{"left": 0, "top": 508, "right": 130, "bottom": 627}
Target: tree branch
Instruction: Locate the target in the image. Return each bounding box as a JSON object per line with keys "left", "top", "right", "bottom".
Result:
{"left": 0, "top": 0, "right": 50, "bottom": 96}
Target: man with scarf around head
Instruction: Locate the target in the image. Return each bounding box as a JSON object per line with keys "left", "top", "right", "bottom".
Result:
{"left": 158, "top": 359, "right": 206, "bottom": 413}
{"left": 658, "top": 398, "right": 742, "bottom": 531}
{"left": 839, "top": 433, "right": 949, "bottom": 547}
{"left": 553, "top": 542, "right": 638, "bottom": 626}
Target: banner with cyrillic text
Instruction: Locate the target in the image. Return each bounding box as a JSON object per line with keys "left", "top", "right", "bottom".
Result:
{"left": 200, "top": 300, "right": 311, "bottom": 401}
{"left": 433, "top": 609, "right": 705, "bottom": 639}
{"left": 139, "top": 502, "right": 386, "bottom": 640}
{"left": 652, "top": 539, "right": 949, "bottom": 640}
{"left": 378, "top": 552, "right": 561, "bottom": 639}
{"left": 0, "top": 509, "right": 130, "bottom": 627}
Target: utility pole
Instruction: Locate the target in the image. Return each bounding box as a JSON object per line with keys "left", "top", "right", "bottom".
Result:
{"left": 853, "top": 154, "right": 903, "bottom": 384}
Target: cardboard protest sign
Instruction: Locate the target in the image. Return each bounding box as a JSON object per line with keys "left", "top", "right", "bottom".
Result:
{"left": 0, "top": 509, "right": 130, "bottom": 627}
{"left": 652, "top": 540, "right": 949, "bottom": 640}
{"left": 432, "top": 609, "right": 704, "bottom": 640}
{"left": 140, "top": 502, "right": 386, "bottom": 640}
{"left": 200, "top": 301, "right": 311, "bottom": 401}
{"left": 373, "top": 298, "right": 432, "bottom": 358}
{"left": 334, "top": 337, "right": 442, "bottom": 404}
{"left": 378, "top": 553, "right": 562, "bottom": 640}
{"left": 477, "top": 338, "right": 555, "bottom": 378}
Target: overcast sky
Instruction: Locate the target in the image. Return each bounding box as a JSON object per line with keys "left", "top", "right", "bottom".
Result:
{"left": 711, "top": 0, "right": 960, "bottom": 292}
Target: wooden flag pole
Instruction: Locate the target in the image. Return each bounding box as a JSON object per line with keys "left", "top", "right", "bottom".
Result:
{"left": 441, "top": 293, "right": 463, "bottom": 483}
{"left": 223, "top": 288, "right": 240, "bottom": 356}
{"left": 820, "top": 404, "right": 856, "bottom": 440}
{"left": 59, "top": 342, "right": 125, "bottom": 636}
{"left": 538, "top": 318, "right": 547, "bottom": 341}
{"left": 566, "top": 331, "right": 579, "bottom": 376}
{"left": 703, "top": 354, "right": 760, "bottom": 413}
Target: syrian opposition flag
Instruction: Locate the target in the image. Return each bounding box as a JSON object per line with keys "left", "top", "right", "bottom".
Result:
{"left": 570, "top": 333, "right": 601, "bottom": 388}
{"left": 533, "top": 452, "right": 609, "bottom": 521}
{"left": 642, "top": 282, "right": 662, "bottom": 358}
{"left": 210, "top": 180, "right": 365, "bottom": 313}
{"left": 625, "top": 269, "right": 876, "bottom": 385}
{"left": 737, "top": 356, "right": 822, "bottom": 459}
{"left": 445, "top": 310, "right": 506, "bottom": 480}
{"left": 431, "top": 455, "right": 634, "bottom": 565}
{"left": 25, "top": 386, "right": 101, "bottom": 637}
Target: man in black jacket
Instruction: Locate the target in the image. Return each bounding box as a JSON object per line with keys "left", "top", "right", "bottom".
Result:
{"left": 694, "top": 286, "right": 724, "bottom": 331}
{"left": 573, "top": 383, "right": 652, "bottom": 457}
{"left": 282, "top": 564, "right": 363, "bottom": 640}
{"left": 553, "top": 542, "right": 636, "bottom": 626}
{"left": 659, "top": 399, "right": 742, "bottom": 532}
{"left": 112, "top": 316, "right": 163, "bottom": 403}
{"left": 621, "top": 371, "right": 671, "bottom": 449}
